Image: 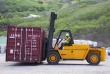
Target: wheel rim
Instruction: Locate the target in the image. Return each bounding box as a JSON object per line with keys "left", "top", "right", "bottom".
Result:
{"left": 90, "top": 55, "right": 98, "bottom": 63}
{"left": 49, "top": 54, "right": 57, "bottom": 62}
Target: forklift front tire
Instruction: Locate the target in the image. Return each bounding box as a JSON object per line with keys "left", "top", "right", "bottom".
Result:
{"left": 47, "top": 51, "right": 60, "bottom": 65}
{"left": 87, "top": 52, "right": 101, "bottom": 65}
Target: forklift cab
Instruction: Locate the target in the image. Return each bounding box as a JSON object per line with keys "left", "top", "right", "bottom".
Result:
{"left": 54, "top": 30, "right": 74, "bottom": 50}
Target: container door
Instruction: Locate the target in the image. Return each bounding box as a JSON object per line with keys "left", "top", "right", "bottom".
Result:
{"left": 7, "top": 27, "right": 23, "bottom": 61}
{"left": 23, "top": 28, "right": 41, "bottom": 62}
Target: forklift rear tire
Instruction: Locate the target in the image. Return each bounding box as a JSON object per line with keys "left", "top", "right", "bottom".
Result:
{"left": 47, "top": 51, "right": 60, "bottom": 65}
{"left": 87, "top": 52, "right": 101, "bottom": 65}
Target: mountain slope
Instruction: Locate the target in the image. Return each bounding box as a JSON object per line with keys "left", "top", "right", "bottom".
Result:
{"left": 0, "top": 0, "right": 110, "bottom": 46}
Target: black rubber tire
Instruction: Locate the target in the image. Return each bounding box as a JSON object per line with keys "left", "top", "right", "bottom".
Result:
{"left": 86, "top": 58, "right": 90, "bottom": 63}
{"left": 87, "top": 52, "right": 101, "bottom": 65}
{"left": 47, "top": 51, "right": 60, "bottom": 65}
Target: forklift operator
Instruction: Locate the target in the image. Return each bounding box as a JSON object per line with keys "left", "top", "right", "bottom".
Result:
{"left": 61, "top": 33, "right": 71, "bottom": 49}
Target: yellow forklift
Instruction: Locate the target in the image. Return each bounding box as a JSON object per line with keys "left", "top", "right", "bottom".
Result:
{"left": 46, "top": 12, "right": 106, "bottom": 65}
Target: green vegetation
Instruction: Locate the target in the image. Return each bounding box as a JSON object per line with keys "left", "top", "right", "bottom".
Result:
{"left": 0, "top": 0, "right": 65, "bottom": 35}
{"left": 56, "top": 0, "right": 110, "bottom": 37}
{"left": 0, "top": 0, "right": 110, "bottom": 46}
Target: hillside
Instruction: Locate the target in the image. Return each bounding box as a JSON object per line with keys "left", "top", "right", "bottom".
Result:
{"left": 0, "top": 0, "right": 64, "bottom": 31}
{"left": 56, "top": 0, "right": 110, "bottom": 47}
{"left": 0, "top": 0, "right": 110, "bottom": 46}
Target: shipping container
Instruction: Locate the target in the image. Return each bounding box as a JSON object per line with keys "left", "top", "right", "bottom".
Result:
{"left": 6, "top": 26, "right": 47, "bottom": 63}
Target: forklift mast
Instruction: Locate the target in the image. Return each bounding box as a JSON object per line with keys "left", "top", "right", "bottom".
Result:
{"left": 47, "top": 12, "right": 57, "bottom": 52}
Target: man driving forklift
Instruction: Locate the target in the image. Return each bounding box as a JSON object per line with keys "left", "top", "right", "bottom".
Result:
{"left": 60, "top": 33, "right": 71, "bottom": 49}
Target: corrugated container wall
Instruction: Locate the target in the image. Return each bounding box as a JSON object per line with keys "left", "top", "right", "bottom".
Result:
{"left": 6, "top": 26, "right": 47, "bottom": 63}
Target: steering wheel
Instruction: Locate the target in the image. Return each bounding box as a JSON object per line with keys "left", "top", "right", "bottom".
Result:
{"left": 58, "top": 39, "right": 63, "bottom": 45}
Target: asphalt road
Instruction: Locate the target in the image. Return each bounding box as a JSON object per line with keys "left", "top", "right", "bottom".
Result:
{"left": 0, "top": 54, "right": 110, "bottom": 74}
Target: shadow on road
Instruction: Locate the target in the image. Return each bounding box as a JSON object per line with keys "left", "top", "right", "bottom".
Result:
{"left": 11, "top": 62, "right": 103, "bottom": 66}
{"left": 11, "top": 62, "right": 43, "bottom": 66}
